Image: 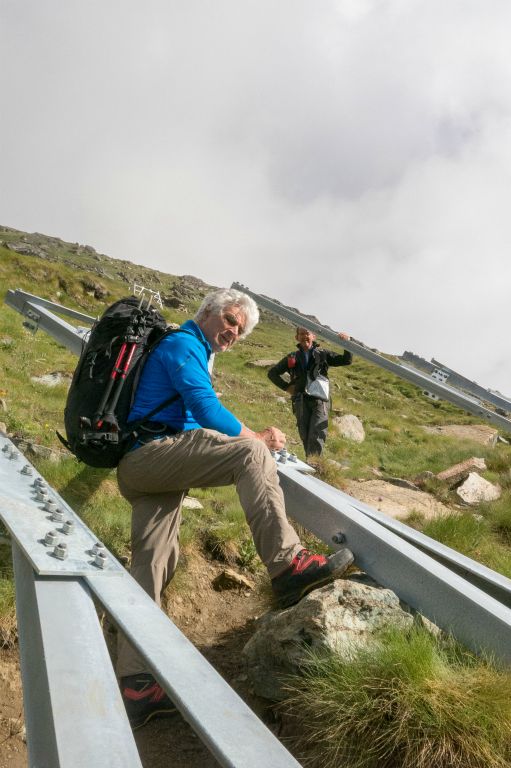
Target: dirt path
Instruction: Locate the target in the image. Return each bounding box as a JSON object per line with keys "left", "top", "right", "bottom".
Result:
{"left": 0, "top": 554, "right": 295, "bottom": 768}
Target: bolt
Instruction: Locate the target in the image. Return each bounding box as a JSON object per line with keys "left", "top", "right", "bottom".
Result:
{"left": 332, "top": 533, "right": 346, "bottom": 545}
{"left": 289, "top": 453, "right": 298, "bottom": 463}
{"left": 9, "top": 450, "right": 18, "bottom": 460}
{"left": 51, "top": 509, "right": 65, "bottom": 523}
{"left": 36, "top": 488, "right": 49, "bottom": 501}
{"left": 94, "top": 551, "right": 108, "bottom": 569}
{"left": 278, "top": 454, "right": 288, "bottom": 464}
{"left": 54, "top": 542, "right": 68, "bottom": 561}
{"left": 44, "top": 530, "right": 59, "bottom": 547}
{"left": 91, "top": 542, "right": 106, "bottom": 556}
{"left": 2, "top": 444, "right": 10, "bottom": 453}
{"left": 33, "top": 478, "right": 45, "bottom": 488}
{"left": 270, "top": 449, "right": 276, "bottom": 458}
{"left": 21, "top": 464, "right": 33, "bottom": 475}
{"left": 62, "top": 520, "right": 75, "bottom": 535}
{"left": 45, "top": 499, "right": 57, "bottom": 513}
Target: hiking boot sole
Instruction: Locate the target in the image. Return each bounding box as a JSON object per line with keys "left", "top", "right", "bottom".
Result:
{"left": 277, "top": 548, "right": 354, "bottom": 609}
{"left": 131, "top": 704, "right": 178, "bottom": 730}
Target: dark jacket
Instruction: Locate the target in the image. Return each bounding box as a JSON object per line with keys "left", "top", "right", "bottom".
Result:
{"left": 267, "top": 342, "right": 352, "bottom": 395}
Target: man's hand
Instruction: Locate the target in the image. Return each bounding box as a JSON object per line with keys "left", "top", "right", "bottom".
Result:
{"left": 286, "top": 383, "right": 296, "bottom": 396}
{"left": 338, "top": 332, "right": 351, "bottom": 341}
{"left": 256, "top": 427, "right": 286, "bottom": 450}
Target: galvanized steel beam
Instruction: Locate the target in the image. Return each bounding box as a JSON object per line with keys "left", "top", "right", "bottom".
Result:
{"left": 4, "top": 290, "right": 90, "bottom": 355}
{"left": 232, "top": 283, "right": 511, "bottom": 434}
{"left": 0, "top": 438, "right": 302, "bottom": 768}
{"left": 86, "top": 572, "right": 302, "bottom": 768}
{"left": 12, "top": 543, "right": 142, "bottom": 768}
{"left": 278, "top": 465, "right": 511, "bottom": 664}
{"left": 329, "top": 483, "right": 511, "bottom": 608}
{"left": 4, "top": 288, "right": 95, "bottom": 324}
{"left": 402, "top": 351, "right": 511, "bottom": 414}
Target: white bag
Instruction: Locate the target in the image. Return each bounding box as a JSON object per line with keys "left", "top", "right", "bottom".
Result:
{"left": 304, "top": 373, "right": 330, "bottom": 401}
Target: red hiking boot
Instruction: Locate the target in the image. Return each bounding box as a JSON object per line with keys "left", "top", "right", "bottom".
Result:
{"left": 272, "top": 548, "right": 354, "bottom": 609}
{"left": 121, "top": 673, "right": 177, "bottom": 730}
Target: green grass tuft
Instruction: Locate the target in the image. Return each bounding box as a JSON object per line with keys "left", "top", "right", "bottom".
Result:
{"left": 282, "top": 627, "right": 511, "bottom": 768}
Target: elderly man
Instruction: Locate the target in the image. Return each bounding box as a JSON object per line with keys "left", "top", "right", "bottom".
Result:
{"left": 117, "top": 288, "right": 353, "bottom": 728}
{"left": 268, "top": 327, "right": 353, "bottom": 459}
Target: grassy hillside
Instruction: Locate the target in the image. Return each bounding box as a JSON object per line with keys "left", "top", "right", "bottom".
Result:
{"left": 2, "top": 226, "right": 511, "bottom": 767}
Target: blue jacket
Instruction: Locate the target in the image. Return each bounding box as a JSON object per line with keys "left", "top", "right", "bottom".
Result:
{"left": 129, "top": 320, "right": 242, "bottom": 436}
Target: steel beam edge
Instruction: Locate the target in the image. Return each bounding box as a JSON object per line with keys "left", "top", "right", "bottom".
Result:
{"left": 4, "top": 292, "right": 87, "bottom": 356}
{"left": 85, "top": 571, "right": 301, "bottom": 768}
{"left": 232, "top": 282, "right": 511, "bottom": 434}
{"left": 320, "top": 477, "right": 511, "bottom": 607}
{"left": 12, "top": 542, "right": 142, "bottom": 768}
{"left": 4, "top": 288, "right": 95, "bottom": 324}
{"left": 277, "top": 465, "right": 511, "bottom": 665}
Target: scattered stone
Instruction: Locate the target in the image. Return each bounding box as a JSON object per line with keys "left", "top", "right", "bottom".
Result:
{"left": 0, "top": 421, "right": 7, "bottom": 434}
{"left": 344, "top": 479, "right": 451, "bottom": 521}
{"left": 381, "top": 476, "right": 421, "bottom": 491}
{"left": 413, "top": 470, "right": 436, "bottom": 487}
{"left": 5, "top": 241, "right": 47, "bottom": 258}
{"left": 436, "top": 457, "right": 487, "bottom": 487}
{"left": 0, "top": 399, "right": 6, "bottom": 412}
{"left": 422, "top": 424, "right": 498, "bottom": 446}
{"left": 24, "top": 443, "right": 65, "bottom": 462}
{"left": 275, "top": 396, "right": 287, "bottom": 404}
{"left": 182, "top": 496, "right": 203, "bottom": 510}
{"left": 212, "top": 568, "right": 255, "bottom": 592}
{"left": 333, "top": 414, "right": 365, "bottom": 443}
{"left": 456, "top": 473, "right": 501, "bottom": 505}
{"left": 246, "top": 359, "right": 278, "bottom": 368}
{"left": 243, "top": 575, "right": 414, "bottom": 700}
{"left": 30, "top": 372, "right": 72, "bottom": 388}
{"left": 327, "top": 458, "right": 349, "bottom": 470}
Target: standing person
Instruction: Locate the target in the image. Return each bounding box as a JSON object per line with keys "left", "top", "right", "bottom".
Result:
{"left": 268, "top": 327, "right": 352, "bottom": 459}
{"left": 117, "top": 288, "right": 354, "bottom": 729}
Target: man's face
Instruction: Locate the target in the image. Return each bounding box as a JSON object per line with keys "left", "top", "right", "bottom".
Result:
{"left": 199, "top": 305, "right": 247, "bottom": 353}
{"left": 296, "top": 327, "right": 315, "bottom": 350}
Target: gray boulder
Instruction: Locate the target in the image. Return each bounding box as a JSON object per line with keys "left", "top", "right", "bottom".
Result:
{"left": 243, "top": 575, "right": 413, "bottom": 700}
{"left": 456, "top": 472, "right": 501, "bottom": 504}
{"left": 332, "top": 414, "right": 365, "bottom": 443}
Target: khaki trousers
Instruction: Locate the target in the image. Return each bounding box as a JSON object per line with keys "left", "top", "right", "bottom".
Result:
{"left": 116, "top": 428, "right": 302, "bottom": 677}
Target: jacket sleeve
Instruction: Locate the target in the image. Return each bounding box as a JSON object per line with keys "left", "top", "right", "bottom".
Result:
{"left": 267, "top": 355, "right": 292, "bottom": 391}
{"left": 162, "top": 334, "right": 242, "bottom": 436}
{"left": 324, "top": 349, "right": 353, "bottom": 367}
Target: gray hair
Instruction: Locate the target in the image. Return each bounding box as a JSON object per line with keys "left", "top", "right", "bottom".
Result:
{"left": 195, "top": 288, "right": 259, "bottom": 339}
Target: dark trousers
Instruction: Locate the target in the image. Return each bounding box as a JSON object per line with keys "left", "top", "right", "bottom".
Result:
{"left": 292, "top": 394, "right": 329, "bottom": 457}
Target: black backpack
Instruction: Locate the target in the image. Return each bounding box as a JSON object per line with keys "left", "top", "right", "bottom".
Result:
{"left": 59, "top": 296, "right": 181, "bottom": 468}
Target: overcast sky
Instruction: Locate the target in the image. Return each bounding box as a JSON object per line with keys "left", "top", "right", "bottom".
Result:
{"left": 1, "top": 1, "right": 510, "bottom": 395}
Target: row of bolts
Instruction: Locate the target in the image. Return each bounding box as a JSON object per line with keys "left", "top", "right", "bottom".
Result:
{"left": 271, "top": 449, "right": 298, "bottom": 463}
{"left": 2, "top": 443, "right": 108, "bottom": 568}
{"left": 3, "top": 443, "right": 300, "bottom": 564}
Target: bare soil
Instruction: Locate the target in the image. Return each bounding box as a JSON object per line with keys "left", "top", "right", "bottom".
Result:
{"left": 0, "top": 553, "right": 296, "bottom": 768}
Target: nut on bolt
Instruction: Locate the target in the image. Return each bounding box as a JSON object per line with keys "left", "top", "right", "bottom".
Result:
{"left": 37, "top": 488, "right": 49, "bottom": 501}
{"left": 21, "top": 464, "right": 33, "bottom": 476}
{"left": 91, "top": 542, "right": 106, "bottom": 556}
{"left": 54, "top": 542, "right": 68, "bottom": 561}
{"left": 62, "top": 520, "right": 75, "bottom": 535}
{"left": 94, "top": 551, "right": 108, "bottom": 569}
{"left": 51, "top": 509, "right": 65, "bottom": 523}
{"left": 45, "top": 499, "right": 57, "bottom": 513}
{"left": 44, "top": 530, "right": 59, "bottom": 547}
{"left": 331, "top": 532, "right": 346, "bottom": 545}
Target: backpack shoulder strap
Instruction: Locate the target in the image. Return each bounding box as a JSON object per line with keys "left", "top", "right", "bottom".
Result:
{"left": 127, "top": 325, "right": 208, "bottom": 431}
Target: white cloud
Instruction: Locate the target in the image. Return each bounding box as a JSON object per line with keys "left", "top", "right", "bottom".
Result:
{"left": 1, "top": 0, "right": 511, "bottom": 394}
